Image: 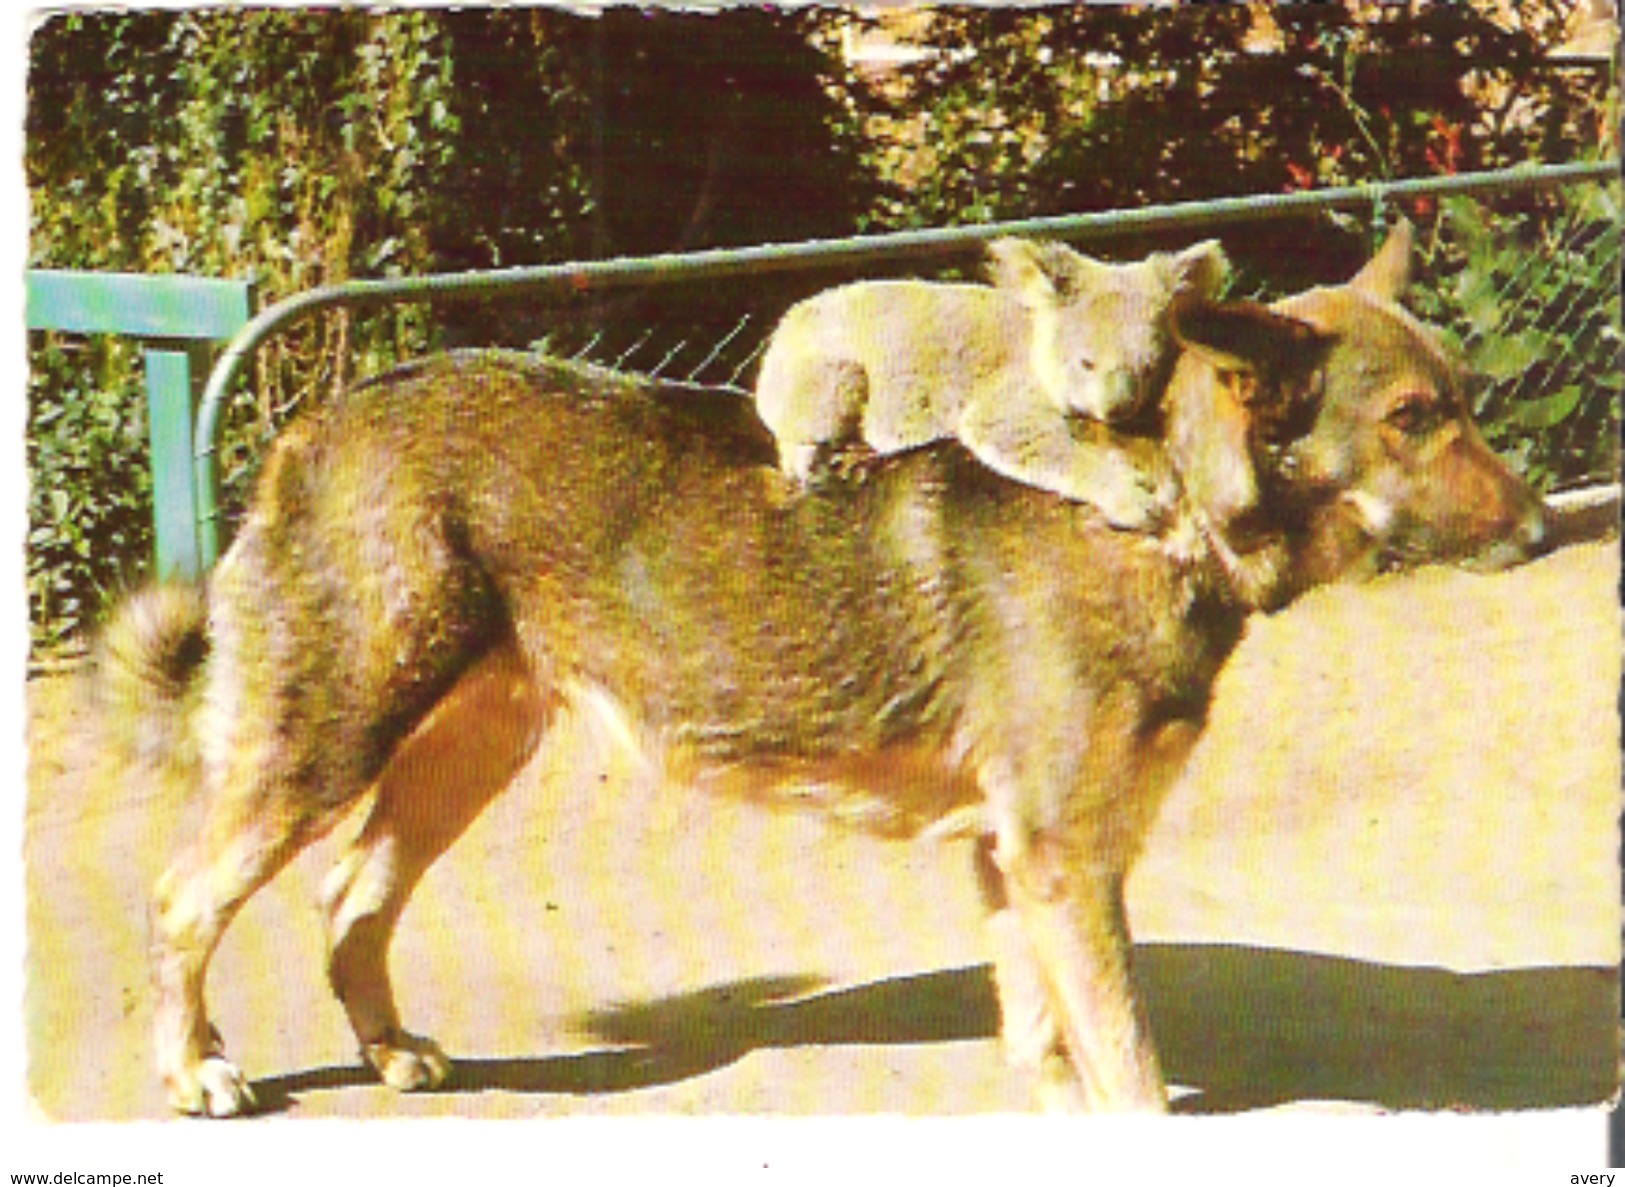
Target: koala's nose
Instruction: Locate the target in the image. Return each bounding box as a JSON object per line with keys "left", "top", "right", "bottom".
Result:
{"left": 1098, "top": 369, "right": 1143, "bottom": 419}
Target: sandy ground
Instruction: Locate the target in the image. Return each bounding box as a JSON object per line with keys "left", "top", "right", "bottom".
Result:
{"left": 21, "top": 538, "right": 1621, "bottom": 1121}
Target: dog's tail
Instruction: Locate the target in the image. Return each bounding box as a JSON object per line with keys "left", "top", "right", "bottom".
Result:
{"left": 85, "top": 583, "right": 209, "bottom": 795}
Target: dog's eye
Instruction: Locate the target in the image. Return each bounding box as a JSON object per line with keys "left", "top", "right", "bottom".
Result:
{"left": 1385, "top": 394, "right": 1439, "bottom": 435}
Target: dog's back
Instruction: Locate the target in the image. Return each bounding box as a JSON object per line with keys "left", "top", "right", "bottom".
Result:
{"left": 226, "top": 349, "right": 1231, "bottom": 778}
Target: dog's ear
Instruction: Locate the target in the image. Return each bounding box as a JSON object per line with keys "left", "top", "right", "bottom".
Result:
{"left": 1349, "top": 218, "right": 1414, "bottom": 303}
{"left": 1170, "top": 298, "right": 1331, "bottom": 425}
{"left": 1171, "top": 299, "right": 1322, "bottom": 369}
{"left": 1166, "top": 299, "right": 1335, "bottom": 534}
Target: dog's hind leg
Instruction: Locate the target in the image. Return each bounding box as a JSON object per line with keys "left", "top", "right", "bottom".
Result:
{"left": 152, "top": 759, "right": 335, "bottom": 1117}
{"left": 320, "top": 640, "right": 548, "bottom": 1092}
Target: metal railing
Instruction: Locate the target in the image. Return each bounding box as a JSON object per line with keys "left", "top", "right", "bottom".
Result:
{"left": 25, "top": 270, "right": 253, "bottom": 581}
{"left": 190, "top": 160, "right": 1618, "bottom": 571}
{"left": 28, "top": 161, "right": 1617, "bottom": 589}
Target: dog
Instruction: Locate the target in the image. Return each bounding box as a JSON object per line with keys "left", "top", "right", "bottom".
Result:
{"left": 753, "top": 236, "right": 1228, "bottom": 529}
{"left": 101, "top": 221, "right": 1546, "bottom": 1116}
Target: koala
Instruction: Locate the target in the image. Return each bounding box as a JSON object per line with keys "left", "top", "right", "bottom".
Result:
{"left": 752, "top": 236, "right": 1230, "bottom": 530}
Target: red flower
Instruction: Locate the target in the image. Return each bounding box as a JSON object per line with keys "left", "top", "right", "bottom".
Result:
{"left": 1427, "top": 116, "right": 1463, "bottom": 175}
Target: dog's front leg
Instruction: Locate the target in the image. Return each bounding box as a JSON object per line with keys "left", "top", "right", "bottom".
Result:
{"left": 973, "top": 835, "right": 1087, "bottom": 1111}
{"left": 998, "top": 837, "right": 1166, "bottom": 1112}
{"left": 979, "top": 755, "right": 1167, "bottom": 1113}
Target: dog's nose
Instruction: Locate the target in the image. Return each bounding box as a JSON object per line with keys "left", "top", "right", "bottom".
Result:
{"left": 1516, "top": 502, "right": 1550, "bottom": 557}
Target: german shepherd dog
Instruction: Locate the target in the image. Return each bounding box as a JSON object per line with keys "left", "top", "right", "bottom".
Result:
{"left": 104, "top": 223, "right": 1546, "bottom": 1116}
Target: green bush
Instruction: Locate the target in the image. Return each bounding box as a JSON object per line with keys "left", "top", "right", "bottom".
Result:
{"left": 25, "top": 6, "right": 1618, "bottom": 659}
{"left": 27, "top": 9, "right": 869, "bottom": 655}
{"left": 28, "top": 9, "right": 481, "bottom": 654}
{"left": 1408, "top": 187, "right": 1621, "bottom": 491}
{"left": 26, "top": 338, "right": 152, "bottom": 655}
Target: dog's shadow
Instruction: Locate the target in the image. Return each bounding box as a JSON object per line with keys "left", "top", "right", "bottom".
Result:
{"left": 252, "top": 944, "right": 1617, "bottom": 1114}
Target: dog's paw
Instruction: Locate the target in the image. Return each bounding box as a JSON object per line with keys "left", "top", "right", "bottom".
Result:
{"left": 362, "top": 1030, "right": 452, "bottom": 1092}
{"left": 1034, "top": 1051, "right": 1088, "bottom": 1114}
{"left": 166, "top": 1055, "right": 258, "bottom": 1118}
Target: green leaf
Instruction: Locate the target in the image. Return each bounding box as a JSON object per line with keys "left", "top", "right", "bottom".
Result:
{"left": 1506, "top": 385, "right": 1586, "bottom": 431}
{"left": 1471, "top": 330, "right": 1547, "bottom": 382}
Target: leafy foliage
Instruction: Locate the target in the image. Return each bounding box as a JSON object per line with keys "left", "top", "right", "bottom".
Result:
{"left": 24, "top": 4, "right": 1619, "bottom": 657}
{"left": 28, "top": 10, "right": 479, "bottom": 651}
{"left": 26, "top": 339, "right": 153, "bottom": 654}
{"left": 26, "top": 7, "right": 867, "bottom": 654}
{"left": 853, "top": 5, "right": 1606, "bottom": 221}
{"left": 1408, "top": 187, "right": 1621, "bottom": 490}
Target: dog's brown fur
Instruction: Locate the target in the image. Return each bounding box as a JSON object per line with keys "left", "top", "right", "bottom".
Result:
{"left": 106, "top": 224, "right": 1546, "bottom": 1116}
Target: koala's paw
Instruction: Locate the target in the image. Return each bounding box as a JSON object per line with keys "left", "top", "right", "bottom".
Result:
{"left": 1081, "top": 463, "right": 1172, "bottom": 532}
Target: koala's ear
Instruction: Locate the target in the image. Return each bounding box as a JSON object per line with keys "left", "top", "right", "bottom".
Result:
{"left": 1163, "top": 239, "right": 1230, "bottom": 300}
{"left": 1349, "top": 218, "right": 1414, "bottom": 303}
{"left": 985, "top": 237, "right": 1050, "bottom": 301}
{"left": 985, "top": 237, "right": 1095, "bottom": 306}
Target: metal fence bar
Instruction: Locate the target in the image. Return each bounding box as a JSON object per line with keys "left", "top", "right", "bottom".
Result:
{"left": 611, "top": 328, "right": 654, "bottom": 370}
{"left": 569, "top": 330, "right": 604, "bottom": 362}
{"left": 142, "top": 346, "right": 211, "bottom": 580}
{"left": 27, "top": 269, "right": 252, "bottom": 340}
{"left": 648, "top": 340, "right": 689, "bottom": 377}
{"left": 193, "top": 160, "right": 1617, "bottom": 567}
{"left": 726, "top": 338, "right": 772, "bottom": 388}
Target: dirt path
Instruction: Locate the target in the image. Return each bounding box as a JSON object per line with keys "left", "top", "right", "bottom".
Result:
{"left": 22, "top": 539, "right": 1619, "bottom": 1121}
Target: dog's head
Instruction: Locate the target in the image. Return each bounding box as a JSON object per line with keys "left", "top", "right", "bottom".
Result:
{"left": 1164, "top": 220, "right": 1548, "bottom": 608}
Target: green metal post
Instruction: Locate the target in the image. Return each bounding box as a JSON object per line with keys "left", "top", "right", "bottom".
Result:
{"left": 27, "top": 269, "right": 251, "bottom": 581}
{"left": 142, "top": 345, "right": 208, "bottom": 581}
